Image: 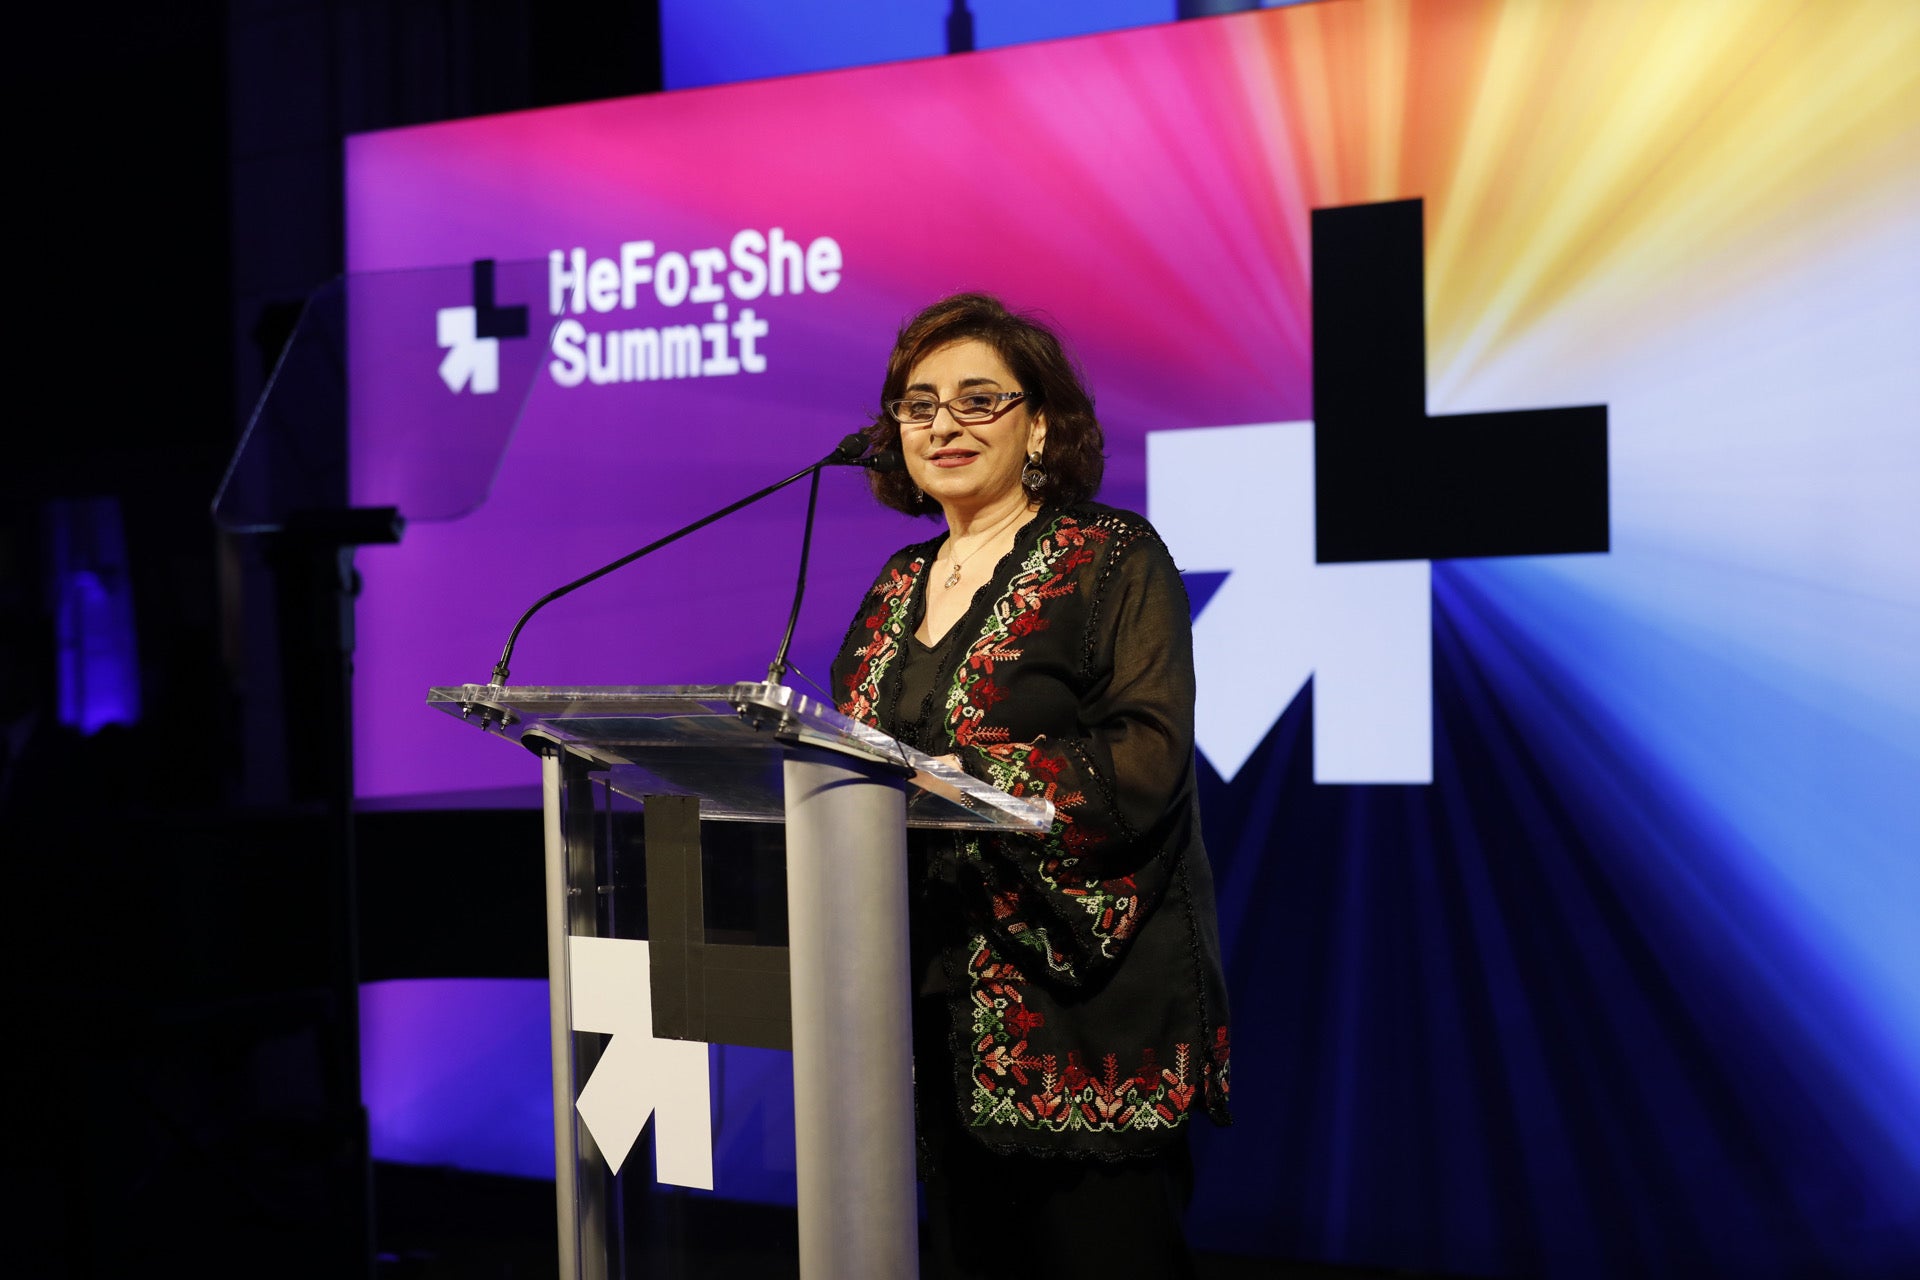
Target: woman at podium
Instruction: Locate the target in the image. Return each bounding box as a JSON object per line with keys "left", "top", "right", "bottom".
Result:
{"left": 830, "top": 293, "right": 1231, "bottom": 1279}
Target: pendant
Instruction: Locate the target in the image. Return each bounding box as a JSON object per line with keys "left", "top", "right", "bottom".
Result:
{"left": 944, "top": 564, "right": 962, "bottom": 588}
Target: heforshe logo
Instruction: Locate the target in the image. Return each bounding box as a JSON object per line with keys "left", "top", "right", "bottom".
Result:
{"left": 436, "top": 261, "right": 529, "bottom": 395}
{"left": 435, "top": 232, "right": 844, "bottom": 394}
{"left": 1153, "top": 424, "right": 1434, "bottom": 784}
{"left": 1149, "top": 201, "right": 1609, "bottom": 786}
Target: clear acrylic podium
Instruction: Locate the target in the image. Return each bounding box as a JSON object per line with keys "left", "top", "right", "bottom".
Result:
{"left": 426, "top": 682, "right": 1052, "bottom": 1279}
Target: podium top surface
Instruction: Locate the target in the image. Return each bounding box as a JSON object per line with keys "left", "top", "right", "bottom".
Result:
{"left": 426, "top": 682, "right": 1053, "bottom": 833}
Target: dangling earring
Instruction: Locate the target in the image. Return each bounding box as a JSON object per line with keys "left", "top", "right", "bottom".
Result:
{"left": 1021, "top": 451, "right": 1048, "bottom": 496}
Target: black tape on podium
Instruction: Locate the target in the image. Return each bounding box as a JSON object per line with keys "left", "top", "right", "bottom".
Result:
{"left": 643, "top": 794, "right": 792, "bottom": 1051}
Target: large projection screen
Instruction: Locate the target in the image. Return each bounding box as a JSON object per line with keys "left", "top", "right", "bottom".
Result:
{"left": 348, "top": 2, "right": 1920, "bottom": 1274}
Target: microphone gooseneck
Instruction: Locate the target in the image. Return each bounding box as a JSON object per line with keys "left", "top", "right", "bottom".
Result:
{"left": 487, "top": 431, "right": 878, "bottom": 686}
{"left": 767, "top": 464, "right": 824, "bottom": 686}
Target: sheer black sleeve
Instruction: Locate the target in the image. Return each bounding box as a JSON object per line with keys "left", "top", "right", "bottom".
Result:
{"left": 956, "top": 522, "right": 1202, "bottom": 985}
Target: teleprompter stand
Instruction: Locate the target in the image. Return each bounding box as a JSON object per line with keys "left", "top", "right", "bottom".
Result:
{"left": 427, "top": 683, "right": 1052, "bottom": 1280}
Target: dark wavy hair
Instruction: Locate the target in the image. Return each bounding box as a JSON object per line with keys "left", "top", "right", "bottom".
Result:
{"left": 863, "top": 293, "right": 1105, "bottom": 516}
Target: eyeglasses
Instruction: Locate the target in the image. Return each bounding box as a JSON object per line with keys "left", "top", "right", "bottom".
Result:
{"left": 885, "top": 390, "right": 1026, "bottom": 428}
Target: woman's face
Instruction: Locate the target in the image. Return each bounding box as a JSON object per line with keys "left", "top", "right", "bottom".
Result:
{"left": 899, "top": 339, "right": 1046, "bottom": 520}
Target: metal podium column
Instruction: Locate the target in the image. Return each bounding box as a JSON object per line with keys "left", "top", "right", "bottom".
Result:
{"left": 782, "top": 746, "right": 919, "bottom": 1279}
{"left": 539, "top": 744, "right": 614, "bottom": 1280}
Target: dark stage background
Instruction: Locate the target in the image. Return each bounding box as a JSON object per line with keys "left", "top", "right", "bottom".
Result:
{"left": 8, "top": 3, "right": 1916, "bottom": 1278}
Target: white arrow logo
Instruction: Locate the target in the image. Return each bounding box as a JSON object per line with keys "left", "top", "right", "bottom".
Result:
{"left": 568, "top": 936, "right": 713, "bottom": 1186}
{"left": 1148, "top": 423, "right": 1432, "bottom": 785}
{"left": 436, "top": 305, "right": 500, "bottom": 394}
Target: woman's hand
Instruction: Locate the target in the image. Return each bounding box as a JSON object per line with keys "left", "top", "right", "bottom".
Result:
{"left": 909, "top": 753, "right": 967, "bottom": 799}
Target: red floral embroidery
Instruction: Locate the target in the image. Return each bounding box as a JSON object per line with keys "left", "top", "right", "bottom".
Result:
{"left": 950, "top": 520, "right": 1108, "bottom": 767}
{"left": 1210, "top": 1026, "right": 1232, "bottom": 1099}
{"left": 1006, "top": 1005, "right": 1044, "bottom": 1038}
{"left": 1164, "top": 1044, "right": 1196, "bottom": 1112}
{"left": 968, "top": 934, "right": 1204, "bottom": 1137}
{"left": 838, "top": 560, "right": 922, "bottom": 725}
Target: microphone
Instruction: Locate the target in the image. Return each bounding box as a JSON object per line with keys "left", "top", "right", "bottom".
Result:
{"left": 763, "top": 437, "right": 912, "bottom": 683}
{"left": 487, "top": 431, "right": 878, "bottom": 686}
{"left": 826, "top": 432, "right": 868, "bottom": 466}
{"left": 765, "top": 433, "right": 919, "bottom": 685}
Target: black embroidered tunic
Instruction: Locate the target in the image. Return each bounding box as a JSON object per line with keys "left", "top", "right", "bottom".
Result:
{"left": 830, "top": 502, "right": 1232, "bottom": 1159}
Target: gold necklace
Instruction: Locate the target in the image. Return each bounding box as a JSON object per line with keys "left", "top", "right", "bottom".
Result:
{"left": 942, "top": 507, "right": 1027, "bottom": 589}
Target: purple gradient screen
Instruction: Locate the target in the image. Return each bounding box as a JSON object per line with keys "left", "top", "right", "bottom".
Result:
{"left": 346, "top": 20, "right": 1308, "bottom": 803}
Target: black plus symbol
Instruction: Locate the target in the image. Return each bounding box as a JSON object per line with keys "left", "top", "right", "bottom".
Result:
{"left": 470, "top": 258, "right": 529, "bottom": 341}
{"left": 1313, "top": 200, "right": 1609, "bottom": 563}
